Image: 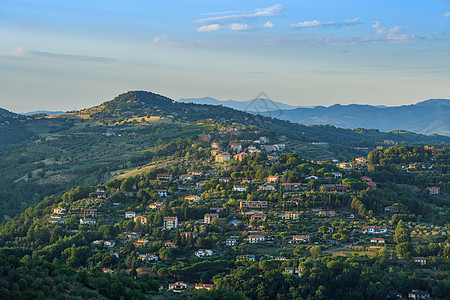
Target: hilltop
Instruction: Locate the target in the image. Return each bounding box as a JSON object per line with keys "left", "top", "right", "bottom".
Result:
{"left": 0, "top": 90, "right": 449, "bottom": 218}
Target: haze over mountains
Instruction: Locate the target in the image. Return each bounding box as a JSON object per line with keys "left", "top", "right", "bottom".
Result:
{"left": 179, "top": 97, "right": 450, "bottom": 136}
{"left": 177, "top": 97, "right": 301, "bottom": 112}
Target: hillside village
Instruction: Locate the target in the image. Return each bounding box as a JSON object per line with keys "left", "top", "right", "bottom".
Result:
{"left": 2, "top": 127, "right": 448, "bottom": 299}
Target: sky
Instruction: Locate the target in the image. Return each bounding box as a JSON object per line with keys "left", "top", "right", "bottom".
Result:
{"left": 0, "top": 0, "right": 449, "bottom": 112}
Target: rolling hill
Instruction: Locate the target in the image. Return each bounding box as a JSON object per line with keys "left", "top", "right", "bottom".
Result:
{"left": 259, "top": 99, "right": 450, "bottom": 136}
{"left": 179, "top": 97, "right": 450, "bottom": 136}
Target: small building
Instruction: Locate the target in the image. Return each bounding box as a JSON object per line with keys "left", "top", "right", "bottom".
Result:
{"left": 233, "top": 185, "right": 247, "bottom": 192}
{"left": 426, "top": 186, "right": 440, "bottom": 195}
{"left": 168, "top": 282, "right": 188, "bottom": 291}
{"left": 211, "top": 142, "right": 221, "bottom": 149}
{"left": 230, "top": 142, "right": 243, "bottom": 153}
{"left": 362, "top": 226, "right": 387, "bottom": 234}
{"left": 240, "top": 201, "right": 268, "bottom": 210}
{"left": 190, "top": 170, "right": 203, "bottom": 176}
{"left": 370, "top": 238, "right": 385, "bottom": 244}
{"left": 195, "top": 249, "right": 213, "bottom": 258}
{"left": 257, "top": 184, "right": 276, "bottom": 192}
{"left": 134, "top": 215, "right": 148, "bottom": 224}
{"left": 185, "top": 195, "right": 200, "bottom": 203}
{"left": 284, "top": 267, "right": 302, "bottom": 276}
{"left": 133, "top": 239, "right": 149, "bottom": 247}
{"left": 104, "top": 241, "right": 115, "bottom": 248}
{"left": 183, "top": 232, "right": 198, "bottom": 239}
{"left": 267, "top": 176, "right": 279, "bottom": 183}
{"left": 338, "top": 162, "right": 357, "bottom": 170}
{"left": 47, "top": 215, "right": 65, "bottom": 224}
{"left": 234, "top": 152, "right": 249, "bottom": 161}
{"left": 316, "top": 211, "right": 337, "bottom": 217}
{"left": 282, "top": 183, "right": 303, "bottom": 191}
{"left": 250, "top": 214, "right": 266, "bottom": 222}
{"left": 138, "top": 254, "right": 158, "bottom": 262}
{"left": 215, "top": 152, "right": 231, "bottom": 162}
{"left": 80, "top": 218, "right": 96, "bottom": 225}
{"left": 96, "top": 189, "right": 107, "bottom": 199}
{"left": 355, "top": 157, "right": 367, "bottom": 164}
{"left": 157, "top": 173, "right": 172, "bottom": 181}
{"left": 226, "top": 239, "right": 237, "bottom": 246}
{"left": 210, "top": 149, "right": 221, "bottom": 156}
{"left": 282, "top": 211, "right": 300, "bottom": 220}
{"left": 408, "top": 290, "right": 430, "bottom": 300}
{"left": 236, "top": 254, "right": 255, "bottom": 261}
{"left": 118, "top": 231, "right": 140, "bottom": 240}
{"left": 163, "top": 216, "right": 178, "bottom": 229}
{"left": 413, "top": 257, "right": 427, "bottom": 266}
{"left": 156, "top": 189, "right": 168, "bottom": 197}
{"left": 164, "top": 242, "right": 177, "bottom": 248}
{"left": 53, "top": 207, "right": 66, "bottom": 215}
{"left": 219, "top": 177, "right": 232, "bottom": 183}
{"left": 204, "top": 213, "right": 219, "bottom": 224}
{"left": 291, "top": 235, "right": 310, "bottom": 243}
{"left": 248, "top": 146, "right": 261, "bottom": 154}
{"left": 149, "top": 202, "right": 164, "bottom": 210}
{"left": 82, "top": 208, "right": 97, "bottom": 217}
{"left": 125, "top": 211, "right": 136, "bottom": 218}
{"left": 248, "top": 235, "right": 265, "bottom": 243}
{"left": 179, "top": 174, "right": 194, "bottom": 182}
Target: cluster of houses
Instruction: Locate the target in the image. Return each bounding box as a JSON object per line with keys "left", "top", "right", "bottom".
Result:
{"left": 209, "top": 138, "right": 285, "bottom": 163}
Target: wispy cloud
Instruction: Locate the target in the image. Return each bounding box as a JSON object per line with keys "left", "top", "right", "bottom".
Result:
{"left": 152, "top": 35, "right": 205, "bottom": 47}
{"left": 263, "top": 21, "right": 275, "bottom": 29}
{"left": 263, "top": 22, "right": 420, "bottom": 48}
{"left": 9, "top": 47, "right": 113, "bottom": 62}
{"left": 290, "top": 18, "right": 360, "bottom": 29}
{"left": 444, "top": 11, "right": 450, "bottom": 17}
{"left": 197, "top": 23, "right": 250, "bottom": 32}
{"left": 197, "top": 24, "right": 222, "bottom": 32}
{"left": 372, "top": 21, "right": 414, "bottom": 42}
{"left": 229, "top": 23, "right": 249, "bottom": 31}
{"left": 195, "top": 4, "right": 284, "bottom": 24}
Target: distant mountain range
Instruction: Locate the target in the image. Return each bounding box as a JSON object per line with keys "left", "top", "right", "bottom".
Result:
{"left": 177, "top": 97, "right": 302, "bottom": 112}
{"left": 179, "top": 97, "right": 450, "bottom": 136}
{"left": 21, "top": 110, "right": 65, "bottom": 116}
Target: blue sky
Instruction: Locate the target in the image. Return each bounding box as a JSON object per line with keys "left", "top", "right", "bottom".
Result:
{"left": 0, "top": 0, "right": 449, "bottom": 112}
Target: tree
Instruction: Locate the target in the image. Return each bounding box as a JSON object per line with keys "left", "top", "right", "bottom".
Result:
{"left": 310, "top": 246, "right": 322, "bottom": 259}
{"left": 394, "top": 220, "right": 411, "bottom": 258}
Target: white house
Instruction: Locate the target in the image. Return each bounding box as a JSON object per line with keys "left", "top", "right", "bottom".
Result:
{"left": 248, "top": 235, "right": 265, "bottom": 243}
{"left": 156, "top": 189, "right": 168, "bottom": 197}
{"left": 163, "top": 216, "right": 178, "bottom": 229}
{"left": 204, "top": 213, "right": 219, "bottom": 224}
{"left": 226, "top": 239, "right": 237, "bottom": 246}
{"left": 195, "top": 249, "right": 213, "bottom": 258}
{"left": 168, "top": 282, "right": 188, "bottom": 291}
{"left": 138, "top": 254, "right": 158, "bottom": 262}
{"left": 125, "top": 211, "right": 136, "bottom": 218}
{"left": 80, "top": 218, "right": 96, "bottom": 225}
{"left": 362, "top": 226, "right": 387, "bottom": 234}
{"left": 233, "top": 185, "right": 247, "bottom": 192}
